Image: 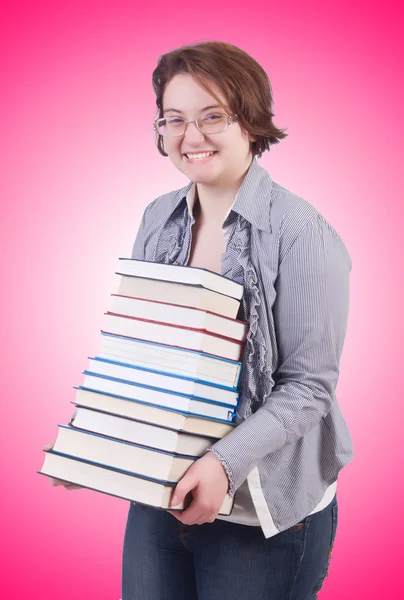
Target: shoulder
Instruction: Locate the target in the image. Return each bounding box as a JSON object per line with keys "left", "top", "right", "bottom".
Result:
{"left": 137, "top": 182, "right": 192, "bottom": 243}
{"left": 131, "top": 183, "right": 191, "bottom": 261}
{"left": 270, "top": 182, "right": 318, "bottom": 242}
{"left": 269, "top": 181, "right": 352, "bottom": 269}
{"left": 142, "top": 183, "right": 191, "bottom": 223}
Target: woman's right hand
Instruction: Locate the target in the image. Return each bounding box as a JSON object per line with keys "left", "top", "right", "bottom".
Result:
{"left": 43, "top": 441, "right": 83, "bottom": 490}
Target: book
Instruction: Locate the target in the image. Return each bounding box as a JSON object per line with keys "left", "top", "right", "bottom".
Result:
{"left": 71, "top": 406, "right": 216, "bottom": 456}
{"left": 39, "top": 451, "right": 234, "bottom": 514}
{"left": 40, "top": 259, "right": 244, "bottom": 517}
{"left": 109, "top": 295, "right": 248, "bottom": 341}
{"left": 85, "top": 356, "right": 239, "bottom": 406}
{"left": 102, "top": 313, "right": 244, "bottom": 362}
{"left": 72, "top": 388, "right": 236, "bottom": 438}
{"left": 99, "top": 333, "right": 242, "bottom": 388}
{"left": 117, "top": 276, "right": 240, "bottom": 319}
{"left": 49, "top": 425, "right": 198, "bottom": 481}
{"left": 116, "top": 258, "right": 243, "bottom": 300}
{"left": 80, "top": 373, "right": 236, "bottom": 421}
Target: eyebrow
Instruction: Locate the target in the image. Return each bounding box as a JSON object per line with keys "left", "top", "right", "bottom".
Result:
{"left": 163, "top": 104, "right": 222, "bottom": 115}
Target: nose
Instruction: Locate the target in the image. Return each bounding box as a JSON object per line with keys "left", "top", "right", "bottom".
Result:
{"left": 183, "top": 120, "right": 205, "bottom": 145}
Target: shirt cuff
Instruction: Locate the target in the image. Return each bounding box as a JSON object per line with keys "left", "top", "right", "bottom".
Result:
{"left": 206, "top": 409, "right": 286, "bottom": 494}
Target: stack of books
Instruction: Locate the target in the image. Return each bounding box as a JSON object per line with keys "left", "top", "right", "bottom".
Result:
{"left": 39, "top": 259, "right": 247, "bottom": 515}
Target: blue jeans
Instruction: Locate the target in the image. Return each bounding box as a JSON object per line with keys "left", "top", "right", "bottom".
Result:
{"left": 122, "top": 493, "right": 338, "bottom": 600}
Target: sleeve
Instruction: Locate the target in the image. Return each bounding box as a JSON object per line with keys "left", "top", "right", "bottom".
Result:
{"left": 207, "top": 214, "right": 352, "bottom": 496}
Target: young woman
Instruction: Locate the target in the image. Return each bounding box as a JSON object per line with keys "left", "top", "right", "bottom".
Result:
{"left": 47, "top": 41, "right": 354, "bottom": 599}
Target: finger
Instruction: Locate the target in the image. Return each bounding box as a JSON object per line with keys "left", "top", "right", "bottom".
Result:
{"left": 65, "top": 484, "right": 82, "bottom": 491}
{"left": 167, "top": 510, "right": 182, "bottom": 521}
{"left": 170, "top": 509, "right": 204, "bottom": 526}
{"left": 50, "top": 478, "right": 67, "bottom": 486}
{"left": 196, "top": 513, "right": 217, "bottom": 525}
{"left": 170, "top": 474, "right": 197, "bottom": 508}
{"left": 183, "top": 512, "right": 204, "bottom": 526}
{"left": 183, "top": 498, "right": 220, "bottom": 525}
{"left": 194, "top": 511, "right": 215, "bottom": 525}
{"left": 176, "top": 501, "right": 205, "bottom": 526}
{"left": 43, "top": 442, "right": 54, "bottom": 451}
{"left": 167, "top": 501, "right": 204, "bottom": 525}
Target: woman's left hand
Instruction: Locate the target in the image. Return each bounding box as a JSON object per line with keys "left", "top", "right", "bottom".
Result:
{"left": 167, "top": 451, "right": 229, "bottom": 525}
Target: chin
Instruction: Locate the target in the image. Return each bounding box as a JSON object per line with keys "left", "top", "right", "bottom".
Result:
{"left": 191, "top": 172, "right": 220, "bottom": 185}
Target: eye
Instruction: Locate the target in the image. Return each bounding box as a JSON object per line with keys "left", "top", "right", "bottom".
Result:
{"left": 203, "top": 113, "right": 224, "bottom": 121}
{"left": 167, "top": 117, "right": 184, "bottom": 125}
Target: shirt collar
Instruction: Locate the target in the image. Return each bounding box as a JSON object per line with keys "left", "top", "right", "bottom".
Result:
{"left": 170, "top": 157, "right": 274, "bottom": 233}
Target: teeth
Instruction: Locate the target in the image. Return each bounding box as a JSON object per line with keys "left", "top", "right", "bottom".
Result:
{"left": 186, "top": 151, "right": 215, "bottom": 159}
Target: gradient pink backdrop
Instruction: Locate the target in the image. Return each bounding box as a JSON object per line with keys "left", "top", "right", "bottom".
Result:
{"left": 1, "top": 1, "right": 402, "bottom": 598}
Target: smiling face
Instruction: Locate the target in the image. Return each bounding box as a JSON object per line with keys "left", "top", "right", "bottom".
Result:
{"left": 161, "top": 73, "right": 255, "bottom": 185}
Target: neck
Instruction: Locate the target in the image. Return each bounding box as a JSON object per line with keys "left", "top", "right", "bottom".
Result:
{"left": 194, "top": 157, "right": 253, "bottom": 226}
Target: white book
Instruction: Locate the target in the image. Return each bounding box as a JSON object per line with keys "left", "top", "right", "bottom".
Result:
{"left": 71, "top": 407, "right": 216, "bottom": 456}
{"left": 102, "top": 313, "right": 243, "bottom": 362}
{"left": 80, "top": 373, "right": 236, "bottom": 421}
{"left": 39, "top": 451, "right": 234, "bottom": 514}
{"left": 72, "top": 388, "right": 236, "bottom": 439}
{"left": 99, "top": 333, "right": 242, "bottom": 388}
{"left": 117, "top": 276, "right": 240, "bottom": 319}
{"left": 109, "top": 295, "right": 248, "bottom": 341}
{"left": 116, "top": 258, "right": 243, "bottom": 300}
{"left": 86, "top": 357, "right": 239, "bottom": 406}
{"left": 51, "top": 425, "right": 196, "bottom": 482}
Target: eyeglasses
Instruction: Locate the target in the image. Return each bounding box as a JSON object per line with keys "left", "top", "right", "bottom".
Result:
{"left": 154, "top": 113, "right": 239, "bottom": 137}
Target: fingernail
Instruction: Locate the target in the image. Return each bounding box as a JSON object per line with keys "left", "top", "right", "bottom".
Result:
{"left": 171, "top": 495, "right": 179, "bottom": 506}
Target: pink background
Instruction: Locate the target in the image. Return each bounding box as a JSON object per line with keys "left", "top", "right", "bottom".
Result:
{"left": 1, "top": 1, "right": 402, "bottom": 598}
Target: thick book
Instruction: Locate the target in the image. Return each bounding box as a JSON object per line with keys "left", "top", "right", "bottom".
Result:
{"left": 99, "top": 333, "right": 242, "bottom": 389}
{"left": 116, "top": 258, "right": 243, "bottom": 300}
{"left": 85, "top": 356, "right": 239, "bottom": 406}
{"left": 48, "top": 425, "right": 197, "bottom": 481}
{"left": 80, "top": 373, "right": 237, "bottom": 421}
{"left": 72, "top": 388, "right": 236, "bottom": 438}
{"left": 117, "top": 276, "right": 240, "bottom": 319}
{"left": 109, "top": 295, "right": 248, "bottom": 341}
{"left": 39, "top": 451, "right": 234, "bottom": 514}
{"left": 102, "top": 313, "right": 244, "bottom": 362}
{"left": 71, "top": 406, "right": 216, "bottom": 456}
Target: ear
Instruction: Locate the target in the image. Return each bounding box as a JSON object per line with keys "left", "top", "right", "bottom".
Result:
{"left": 241, "top": 127, "right": 257, "bottom": 144}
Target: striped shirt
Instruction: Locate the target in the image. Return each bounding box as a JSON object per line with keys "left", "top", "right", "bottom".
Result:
{"left": 184, "top": 182, "right": 337, "bottom": 528}
{"left": 131, "top": 157, "right": 354, "bottom": 538}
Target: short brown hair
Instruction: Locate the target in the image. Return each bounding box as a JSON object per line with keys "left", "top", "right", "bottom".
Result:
{"left": 152, "top": 41, "right": 288, "bottom": 159}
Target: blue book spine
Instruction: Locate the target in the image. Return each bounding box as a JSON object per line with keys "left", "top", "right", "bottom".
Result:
{"left": 73, "top": 386, "right": 237, "bottom": 423}
{"left": 89, "top": 355, "right": 239, "bottom": 393}
{"left": 82, "top": 371, "right": 239, "bottom": 409}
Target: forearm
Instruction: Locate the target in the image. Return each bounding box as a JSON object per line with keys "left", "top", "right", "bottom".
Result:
{"left": 207, "top": 378, "right": 336, "bottom": 495}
